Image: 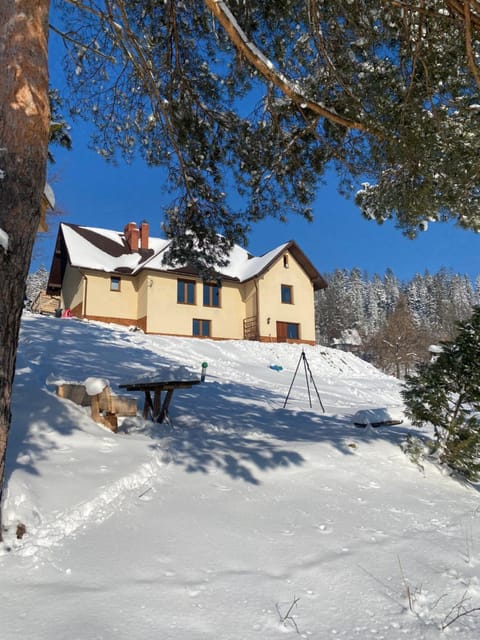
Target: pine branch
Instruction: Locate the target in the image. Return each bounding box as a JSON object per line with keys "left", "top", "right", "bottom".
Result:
{"left": 204, "top": 0, "right": 381, "bottom": 136}
{"left": 49, "top": 23, "right": 116, "bottom": 62}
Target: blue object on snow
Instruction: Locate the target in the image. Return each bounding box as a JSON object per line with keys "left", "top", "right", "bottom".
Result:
{"left": 269, "top": 364, "right": 283, "bottom": 372}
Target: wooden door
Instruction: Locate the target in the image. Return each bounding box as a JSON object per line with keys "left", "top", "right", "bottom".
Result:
{"left": 276, "top": 321, "right": 288, "bottom": 342}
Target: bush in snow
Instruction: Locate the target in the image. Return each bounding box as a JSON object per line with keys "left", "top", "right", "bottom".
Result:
{"left": 402, "top": 307, "right": 480, "bottom": 481}
{"left": 401, "top": 434, "right": 426, "bottom": 474}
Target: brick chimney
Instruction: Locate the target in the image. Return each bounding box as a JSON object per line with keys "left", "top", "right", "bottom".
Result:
{"left": 124, "top": 222, "right": 139, "bottom": 252}
{"left": 140, "top": 221, "right": 149, "bottom": 250}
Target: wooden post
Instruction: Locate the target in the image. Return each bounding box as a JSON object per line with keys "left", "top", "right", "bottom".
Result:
{"left": 91, "top": 388, "right": 118, "bottom": 432}
{"left": 159, "top": 389, "right": 175, "bottom": 423}
{"left": 91, "top": 393, "right": 101, "bottom": 422}
{"left": 143, "top": 390, "right": 153, "bottom": 420}
{"left": 153, "top": 389, "right": 161, "bottom": 420}
{"left": 102, "top": 386, "right": 118, "bottom": 432}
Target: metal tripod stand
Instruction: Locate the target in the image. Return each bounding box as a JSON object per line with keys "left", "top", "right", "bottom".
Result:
{"left": 283, "top": 349, "right": 325, "bottom": 412}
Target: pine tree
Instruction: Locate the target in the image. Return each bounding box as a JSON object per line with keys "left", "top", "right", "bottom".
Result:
{"left": 402, "top": 307, "right": 480, "bottom": 481}
{"left": 382, "top": 269, "right": 400, "bottom": 317}
{"left": 0, "top": 0, "right": 50, "bottom": 541}
{"left": 406, "top": 274, "right": 427, "bottom": 326}
{"left": 26, "top": 265, "right": 50, "bottom": 307}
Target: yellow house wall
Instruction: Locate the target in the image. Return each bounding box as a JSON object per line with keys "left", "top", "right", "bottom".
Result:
{"left": 137, "top": 272, "right": 149, "bottom": 322}
{"left": 61, "top": 264, "right": 84, "bottom": 313}
{"left": 255, "top": 252, "right": 316, "bottom": 342}
{"left": 83, "top": 270, "right": 139, "bottom": 321}
{"left": 144, "top": 272, "right": 245, "bottom": 339}
{"left": 63, "top": 251, "right": 316, "bottom": 342}
{"left": 243, "top": 280, "right": 257, "bottom": 319}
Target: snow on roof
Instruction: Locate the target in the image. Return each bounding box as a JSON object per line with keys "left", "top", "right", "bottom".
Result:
{"left": 59, "top": 223, "right": 319, "bottom": 285}
{"left": 132, "top": 234, "right": 289, "bottom": 282}
{"left": 221, "top": 243, "right": 289, "bottom": 281}
{"left": 61, "top": 224, "right": 141, "bottom": 273}
{"left": 332, "top": 328, "right": 363, "bottom": 347}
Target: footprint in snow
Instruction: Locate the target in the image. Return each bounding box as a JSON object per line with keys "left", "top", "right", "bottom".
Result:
{"left": 98, "top": 439, "right": 118, "bottom": 453}
{"left": 359, "top": 481, "right": 381, "bottom": 490}
{"left": 99, "top": 445, "right": 115, "bottom": 453}
{"left": 213, "top": 483, "right": 232, "bottom": 492}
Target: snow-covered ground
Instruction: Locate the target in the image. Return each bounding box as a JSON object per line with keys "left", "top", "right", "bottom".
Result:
{"left": 1, "top": 313, "right": 480, "bottom": 639}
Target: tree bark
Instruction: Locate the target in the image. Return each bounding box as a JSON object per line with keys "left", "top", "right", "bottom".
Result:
{"left": 0, "top": 0, "right": 50, "bottom": 541}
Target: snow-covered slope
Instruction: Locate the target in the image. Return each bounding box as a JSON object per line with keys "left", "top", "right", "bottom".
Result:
{"left": 1, "top": 314, "right": 479, "bottom": 639}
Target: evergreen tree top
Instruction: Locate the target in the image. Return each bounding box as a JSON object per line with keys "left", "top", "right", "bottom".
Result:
{"left": 51, "top": 0, "right": 480, "bottom": 269}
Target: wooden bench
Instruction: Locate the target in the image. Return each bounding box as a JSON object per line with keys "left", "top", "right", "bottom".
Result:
{"left": 56, "top": 383, "right": 137, "bottom": 431}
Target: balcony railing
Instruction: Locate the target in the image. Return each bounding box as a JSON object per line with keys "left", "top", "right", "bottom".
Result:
{"left": 243, "top": 316, "right": 258, "bottom": 341}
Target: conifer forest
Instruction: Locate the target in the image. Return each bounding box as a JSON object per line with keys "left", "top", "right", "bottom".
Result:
{"left": 315, "top": 268, "right": 480, "bottom": 377}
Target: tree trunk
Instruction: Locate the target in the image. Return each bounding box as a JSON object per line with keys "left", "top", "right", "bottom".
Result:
{"left": 0, "top": 0, "right": 50, "bottom": 541}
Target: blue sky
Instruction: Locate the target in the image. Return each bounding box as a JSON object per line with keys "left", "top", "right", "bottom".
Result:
{"left": 33, "top": 125, "right": 479, "bottom": 284}
{"left": 37, "top": 24, "right": 479, "bottom": 283}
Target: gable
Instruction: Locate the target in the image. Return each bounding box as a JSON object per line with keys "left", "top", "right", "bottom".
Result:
{"left": 240, "top": 241, "right": 327, "bottom": 291}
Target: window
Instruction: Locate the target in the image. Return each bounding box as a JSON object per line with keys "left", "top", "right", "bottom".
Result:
{"left": 203, "top": 282, "right": 220, "bottom": 307}
{"left": 281, "top": 284, "right": 293, "bottom": 304}
{"left": 276, "top": 321, "right": 300, "bottom": 341}
{"left": 193, "top": 319, "right": 211, "bottom": 337}
{"left": 177, "top": 279, "right": 196, "bottom": 305}
{"left": 286, "top": 323, "right": 299, "bottom": 339}
{"left": 110, "top": 276, "right": 121, "bottom": 292}
{"left": 283, "top": 254, "right": 289, "bottom": 268}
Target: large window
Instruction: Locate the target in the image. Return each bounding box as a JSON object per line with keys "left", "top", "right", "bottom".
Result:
{"left": 110, "top": 276, "right": 121, "bottom": 292}
{"left": 286, "top": 322, "right": 299, "bottom": 339}
{"left": 203, "top": 282, "right": 220, "bottom": 307}
{"left": 193, "top": 319, "right": 211, "bottom": 337}
{"left": 177, "top": 279, "right": 196, "bottom": 305}
{"left": 277, "top": 321, "right": 300, "bottom": 341}
{"left": 281, "top": 284, "right": 293, "bottom": 304}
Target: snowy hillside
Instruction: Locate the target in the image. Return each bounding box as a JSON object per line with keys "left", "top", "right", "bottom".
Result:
{"left": 1, "top": 313, "right": 480, "bottom": 639}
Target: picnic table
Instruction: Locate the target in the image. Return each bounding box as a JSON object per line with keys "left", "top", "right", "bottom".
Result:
{"left": 119, "top": 374, "right": 201, "bottom": 423}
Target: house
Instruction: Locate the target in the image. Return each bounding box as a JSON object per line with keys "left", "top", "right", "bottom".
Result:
{"left": 46, "top": 221, "right": 327, "bottom": 344}
{"left": 331, "top": 328, "right": 363, "bottom": 354}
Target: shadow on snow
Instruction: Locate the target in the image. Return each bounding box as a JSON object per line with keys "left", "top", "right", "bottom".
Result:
{"left": 7, "top": 314, "right": 412, "bottom": 487}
